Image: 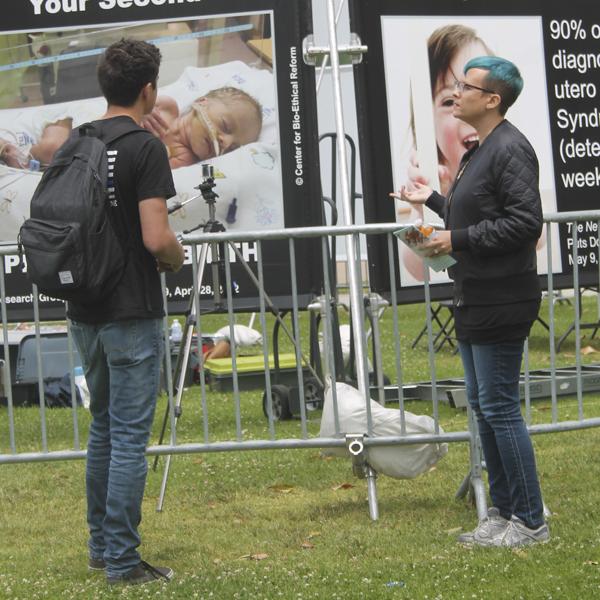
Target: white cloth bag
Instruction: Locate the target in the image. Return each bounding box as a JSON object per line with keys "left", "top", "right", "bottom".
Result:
{"left": 319, "top": 382, "right": 448, "bottom": 479}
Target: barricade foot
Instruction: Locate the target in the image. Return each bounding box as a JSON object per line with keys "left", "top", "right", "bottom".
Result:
{"left": 346, "top": 433, "right": 379, "bottom": 521}
{"left": 543, "top": 500, "right": 552, "bottom": 520}
{"left": 470, "top": 475, "right": 488, "bottom": 521}
{"left": 465, "top": 406, "right": 488, "bottom": 521}
{"left": 455, "top": 472, "right": 471, "bottom": 500}
{"left": 366, "top": 466, "right": 379, "bottom": 521}
{"left": 156, "top": 454, "right": 172, "bottom": 512}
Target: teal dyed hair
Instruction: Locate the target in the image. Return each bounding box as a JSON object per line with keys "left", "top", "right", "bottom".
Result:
{"left": 464, "top": 56, "right": 523, "bottom": 115}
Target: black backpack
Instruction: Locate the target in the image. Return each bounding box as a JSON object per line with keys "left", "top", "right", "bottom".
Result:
{"left": 19, "top": 121, "right": 142, "bottom": 305}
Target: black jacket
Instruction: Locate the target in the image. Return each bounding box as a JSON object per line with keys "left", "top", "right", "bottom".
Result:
{"left": 426, "top": 120, "right": 543, "bottom": 307}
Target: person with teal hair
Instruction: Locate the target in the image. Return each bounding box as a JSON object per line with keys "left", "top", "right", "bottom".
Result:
{"left": 462, "top": 55, "right": 523, "bottom": 115}
{"left": 391, "top": 24, "right": 493, "bottom": 280}
{"left": 396, "top": 55, "right": 549, "bottom": 548}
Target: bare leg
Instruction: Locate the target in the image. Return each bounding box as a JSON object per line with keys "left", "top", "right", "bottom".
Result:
{"left": 203, "top": 340, "right": 231, "bottom": 362}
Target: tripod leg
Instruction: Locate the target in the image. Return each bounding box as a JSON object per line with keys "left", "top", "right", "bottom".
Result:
{"left": 152, "top": 316, "right": 195, "bottom": 471}
{"left": 152, "top": 244, "right": 208, "bottom": 478}
{"left": 210, "top": 240, "right": 224, "bottom": 308}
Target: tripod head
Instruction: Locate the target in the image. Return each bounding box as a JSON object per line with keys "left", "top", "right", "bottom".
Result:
{"left": 167, "top": 163, "right": 219, "bottom": 219}
{"left": 176, "top": 163, "right": 225, "bottom": 237}
{"left": 196, "top": 163, "right": 219, "bottom": 207}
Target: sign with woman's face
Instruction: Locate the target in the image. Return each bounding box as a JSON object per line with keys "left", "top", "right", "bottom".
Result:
{"left": 350, "top": 0, "right": 588, "bottom": 300}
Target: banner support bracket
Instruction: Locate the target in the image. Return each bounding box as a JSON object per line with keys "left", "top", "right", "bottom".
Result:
{"left": 302, "top": 33, "right": 367, "bottom": 66}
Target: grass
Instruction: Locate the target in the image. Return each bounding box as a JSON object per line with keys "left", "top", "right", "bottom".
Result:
{"left": 1, "top": 298, "right": 600, "bottom": 599}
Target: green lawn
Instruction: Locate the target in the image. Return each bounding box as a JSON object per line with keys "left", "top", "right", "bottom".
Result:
{"left": 1, "top": 299, "right": 600, "bottom": 599}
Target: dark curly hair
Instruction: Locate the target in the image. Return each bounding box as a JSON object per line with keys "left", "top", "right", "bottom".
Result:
{"left": 97, "top": 38, "right": 161, "bottom": 107}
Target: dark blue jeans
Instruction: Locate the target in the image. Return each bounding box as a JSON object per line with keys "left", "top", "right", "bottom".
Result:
{"left": 71, "top": 318, "right": 164, "bottom": 577}
{"left": 459, "top": 339, "right": 544, "bottom": 529}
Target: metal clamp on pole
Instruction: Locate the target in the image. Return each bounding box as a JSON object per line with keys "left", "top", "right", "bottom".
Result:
{"left": 307, "top": 295, "right": 327, "bottom": 316}
{"left": 346, "top": 433, "right": 366, "bottom": 478}
{"left": 302, "top": 33, "right": 367, "bottom": 66}
{"left": 364, "top": 292, "right": 389, "bottom": 315}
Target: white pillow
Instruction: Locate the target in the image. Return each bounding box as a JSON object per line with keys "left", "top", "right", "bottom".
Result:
{"left": 215, "top": 324, "right": 262, "bottom": 347}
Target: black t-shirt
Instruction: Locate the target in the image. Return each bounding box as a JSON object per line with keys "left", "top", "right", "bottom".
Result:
{"left": 67, "top": 116, "right": 176, "bottom": 324}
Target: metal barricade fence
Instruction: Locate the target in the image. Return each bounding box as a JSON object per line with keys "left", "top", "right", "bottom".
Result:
{"left": 2, "top": 214, "right": 600, "bottom": 520}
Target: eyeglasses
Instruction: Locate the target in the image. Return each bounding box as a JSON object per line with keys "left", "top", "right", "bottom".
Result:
{"left": 453, "top": 79, "right": 497, "bottom": 95}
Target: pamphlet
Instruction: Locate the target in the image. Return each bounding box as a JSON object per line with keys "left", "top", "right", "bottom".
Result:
{"left": 394, "top": 223, "right": 456, "bottom": 272}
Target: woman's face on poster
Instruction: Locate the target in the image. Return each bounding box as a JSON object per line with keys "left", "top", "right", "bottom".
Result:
{"left": 432, "top": 40, "right": 488, "bottom": 179}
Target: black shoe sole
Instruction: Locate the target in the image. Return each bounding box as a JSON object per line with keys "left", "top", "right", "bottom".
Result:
{"left": 107, "top": 567, "right": 173, "bottom": 586}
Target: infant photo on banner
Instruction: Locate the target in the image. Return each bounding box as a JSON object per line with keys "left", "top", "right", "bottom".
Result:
{"left": 0, "top": 17, "right": 282, "bottom": 241}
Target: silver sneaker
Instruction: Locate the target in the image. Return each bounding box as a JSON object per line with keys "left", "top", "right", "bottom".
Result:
{"left": 499, "top": 516, "right": 550, "bottom": 547}
{"left": 458, "top": 507, "right": 509, "bottom": 546}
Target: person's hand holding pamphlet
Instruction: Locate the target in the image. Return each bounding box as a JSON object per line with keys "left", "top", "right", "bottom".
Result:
{"left": 394, "top": 220, "right": 456, "bottom": 272}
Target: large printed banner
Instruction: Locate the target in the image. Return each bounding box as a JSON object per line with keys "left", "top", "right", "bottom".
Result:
{"left": 350, "top": 0, "right": 599, "bottom": 302}
{"left": 0, "top": 0, "right": 322, "bottom": 320}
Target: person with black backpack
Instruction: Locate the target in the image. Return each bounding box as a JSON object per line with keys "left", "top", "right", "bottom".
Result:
{"left": 61, "top": 39, "right": 183, "bottom": 585}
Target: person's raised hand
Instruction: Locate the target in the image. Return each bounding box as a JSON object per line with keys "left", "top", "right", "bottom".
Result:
{"left": 389, "top": 181, "right": 432, "bottom": 205}
{"left": 141, "top": 109, "right": 171, "bottom": 142}
{"left": 157, "top": 260, "right": 184, "bottom": 273}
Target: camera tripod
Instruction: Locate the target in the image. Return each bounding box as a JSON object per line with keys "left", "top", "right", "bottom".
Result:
{"left": 153, "top": 164, "right": 320, "bottom": 511}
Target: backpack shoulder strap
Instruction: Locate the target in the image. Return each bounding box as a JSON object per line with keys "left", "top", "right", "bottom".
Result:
{"left": 82, "top": 118, "right": 148, "bottom": 147}
{"left": 90, "top": 119, "right": 150, "bottom": 250}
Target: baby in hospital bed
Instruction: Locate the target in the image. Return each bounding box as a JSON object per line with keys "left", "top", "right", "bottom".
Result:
{"left": 142, "top": 86, "right": 262, "bottom": 170}
{"left": 0, "top": 86, "right": 262, "bottom": 171}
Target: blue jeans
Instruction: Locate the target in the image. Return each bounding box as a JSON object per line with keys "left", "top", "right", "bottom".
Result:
{"left": 459, "top": 339, "right": 544, "bottom": 529}
{"left": 71, "top": 318, "right": 164, "bottom": 577}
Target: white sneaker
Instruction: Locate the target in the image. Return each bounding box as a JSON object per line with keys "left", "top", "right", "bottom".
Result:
{"left": 458, "top": 507, "right": 509, "bottom": 546}
{"left": 499, "top": 516, "right": 550, "bottom": 547}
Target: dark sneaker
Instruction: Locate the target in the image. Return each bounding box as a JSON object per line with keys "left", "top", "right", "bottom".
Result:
{"left": 500, "top": 516, "right": 550, "bottom": 547}
{"left": 88, "top": 557, "right": 106, "bottom": 571}
{"left": 458, "top": 507, "right": 509, "bottom": 546}
{"left": 107, "top": 561, "right": 173, "bottom": 586}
